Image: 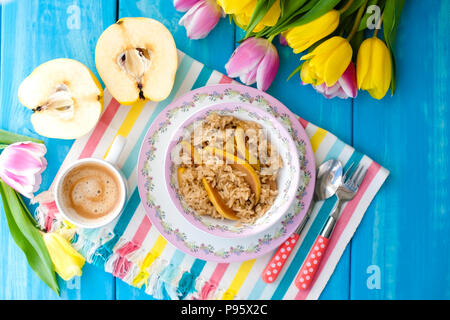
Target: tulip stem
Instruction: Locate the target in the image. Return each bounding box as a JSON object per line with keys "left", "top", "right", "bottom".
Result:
{"left": 347, "top": 0, "right": 367, "bottom": 41}
{"left": 339, "top": 0, "right": 355, "bottom": 14}
{"left": 373, "top": 13, "right": 384, "bottom": 37}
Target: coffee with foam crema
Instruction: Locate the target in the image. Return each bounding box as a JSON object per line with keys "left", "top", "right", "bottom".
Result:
{"left": 60, "top": 162, "right": 121, "bottom": 220}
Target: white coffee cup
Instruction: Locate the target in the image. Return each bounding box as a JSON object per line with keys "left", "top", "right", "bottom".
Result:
{"left": 54, "top": 136, "right": 128, "bottom": 229}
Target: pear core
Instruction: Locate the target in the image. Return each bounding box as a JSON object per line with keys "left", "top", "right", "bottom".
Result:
{"left": 33, "top": 84, "right": 75, "bottom": 120}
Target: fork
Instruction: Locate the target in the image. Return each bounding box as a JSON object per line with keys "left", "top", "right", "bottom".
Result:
{"left": 294, "top": 163, "right": 368, "bottom": 290}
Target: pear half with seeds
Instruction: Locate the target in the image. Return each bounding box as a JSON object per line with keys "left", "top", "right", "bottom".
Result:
{"left": 18, "top": 58, "right": 103, "bottom": 139}
{"left": 95, "top": 17, "right": 178, "bottom": 105}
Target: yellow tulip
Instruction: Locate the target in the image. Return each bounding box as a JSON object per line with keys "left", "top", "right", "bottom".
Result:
{"left": 356, "top": 37, "right": 392, "bottom": 99}
{"left": 216, "top": 0, "right": 254, "bottom": 14}
{"left": 284, "top": 10, "right": 340, "bottom": 54}
{"left": 218, "top": 0, "right": 280, "bottom": 32}
{"left": 300, "top": 36, "right": 353, "bottom": 87}
{"left": 42, "top": 232, "right": 85, "bottom": 281}
{"left": 234, "top": 0, "right": 281, "bottom": 32}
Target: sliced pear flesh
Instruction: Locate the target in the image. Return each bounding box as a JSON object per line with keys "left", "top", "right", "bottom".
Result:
{"left": 235, "top": 126, "right": 260, "bottom": 171}
{"left": 18, "top": 58, "right": 103, "bottom": 139}
{"left": 95, "top": 17, "right": 178, "bottom": 104}
{"left": 204, "top": 146, "right": 261, "bottom": 203}
{"left": 179, "top": 141, "right": 202, "bottom": 164}
{"left": 177, "top": 167, "right": 185, "bottom": 186}
{"left": 202, "top": 178, "right": 240, "bottom": 221}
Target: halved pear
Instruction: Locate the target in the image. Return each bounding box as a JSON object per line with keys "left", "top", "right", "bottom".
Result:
{"left": 18, "top": 58, "right": 103, "bottom": 139}
{"left": 95, "top": 17, "right": 178, "bottom": 104}
{"left": 204, "top": 146, "right": 261, "bottom": 203}
{"left": 202, "top": 178, "right": 240, "bottom": 221}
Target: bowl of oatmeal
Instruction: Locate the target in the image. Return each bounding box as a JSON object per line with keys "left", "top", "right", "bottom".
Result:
{"left": 165, "top": 102, "right": 300, "bottom": 238}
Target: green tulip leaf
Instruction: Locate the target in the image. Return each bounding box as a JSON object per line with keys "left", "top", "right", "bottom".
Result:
{"left": 383, "top": 0, "right": 405, "bottom": 94}
{"left": 265, "top": 0, "right": 337, "bottom": 37}
{"left": 289, "top": 0, "right": 342, "bottom": 26}
{"left": 0, "top": 180, "right": 59, "bottom": 295}
{"left": 287, "top": 62, "right": 303, "bottom": 81}
{"left": 0, "top": 129, "right": 43, "bottom": 145}
{"left": 280, "top": 0, "right": 309, "bottom": 19}
{"left": 244, "top": 0, "right": 278, "bottom": 37}
{"left": 383, "top": 0, "right": 405, "bottom": 48}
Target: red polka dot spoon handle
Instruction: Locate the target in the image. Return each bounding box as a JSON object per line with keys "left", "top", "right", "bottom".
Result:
{"left": 295, "top": 234, "right": 330, "bottom": 290}
{"left": 295, "top": 203, "right": 339, "bottom": 290}
{"left": 262, "top": 233, "right": 300, "bottom": 283}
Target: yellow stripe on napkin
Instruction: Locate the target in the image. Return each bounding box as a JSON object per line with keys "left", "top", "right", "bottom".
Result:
{"left": 132, "top": 235, "right": 167, "bottom": 288}
{"left": 310, "top": 127, "right": 328, "bottom": 153}
{"left": 221, "top": 259, "right": 256, "bottom": 300}
{"left": 104, "top": 100, "right": 147, "bottom": 158}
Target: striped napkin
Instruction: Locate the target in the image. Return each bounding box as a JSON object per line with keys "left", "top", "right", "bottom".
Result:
{"left": 35, "top": 51, "right": 389, "bottom": 300}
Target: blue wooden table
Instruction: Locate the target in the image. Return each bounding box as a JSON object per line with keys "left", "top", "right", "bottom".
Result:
{"left": 0, "top": 0, "right": 448, "bottom": 300}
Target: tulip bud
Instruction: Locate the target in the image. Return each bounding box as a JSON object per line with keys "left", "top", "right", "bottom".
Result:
{"left": 356, "top": 37, "right": 392, "bottom": 99}
{"left": 300, "top": 36, "right": 353, "bottom": 87}
{"left": 233, "top": 0, "right": 281, "bottom": 32}
{"left": 179, "top": 0, "right": 223, "bottom": 40}
{"left": 42, "top": 232, "right": 85, "bottom": 281}
{"left": 284, "top": 10, "right": 340, "bottom": 54}
{"left": 173, "top": 0, "right": 202, "bottom": 12}
{"left": 225, "top": 37, "right": 279, "bottom": 91}
{"left": 0, "top": 141, "right": 47, "bottom": 198}
{"left": 311, "top": 62, "right": 358, "bottom": 99}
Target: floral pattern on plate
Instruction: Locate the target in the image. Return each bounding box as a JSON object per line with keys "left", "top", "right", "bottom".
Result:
{"left": 137, "top": 84, "right": 315, "bottom": 262}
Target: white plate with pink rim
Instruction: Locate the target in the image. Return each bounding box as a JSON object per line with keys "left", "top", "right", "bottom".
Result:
{"left": 137, "top": 84, "right": 315, "bottom": 262}
{"left": 165, "top": 102, "right": 300, "bottom": 238}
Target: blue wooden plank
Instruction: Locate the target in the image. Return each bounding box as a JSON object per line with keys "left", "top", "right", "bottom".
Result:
{"left": 0, "top": 0, "right": 116, "bottom": 300}
{"left": 351, "top": 1, "right": 450, "bottom": 299}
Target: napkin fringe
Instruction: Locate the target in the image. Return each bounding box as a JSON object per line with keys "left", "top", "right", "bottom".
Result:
{"left": 33, "top": 195, "right": 232, "bottom": 300}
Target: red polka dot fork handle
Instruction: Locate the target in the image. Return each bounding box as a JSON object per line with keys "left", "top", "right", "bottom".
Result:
{"left": 294, "top": 215, "right": 337, "bottom": 290}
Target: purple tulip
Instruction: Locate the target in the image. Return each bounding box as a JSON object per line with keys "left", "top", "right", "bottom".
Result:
{"left": 309, "top": 61, "right": 357, "bottom": 99}
{"left": 0, "top": 141, "right": 47, "bottom": 198}
{"left": 179, "top": 0, "right": 223, "bottom": 40}
{"left": 173, "top": 0, "right": 202, "bottom": 12}
{"left": 225, "top": 37, "right": 279, "bottom": 91}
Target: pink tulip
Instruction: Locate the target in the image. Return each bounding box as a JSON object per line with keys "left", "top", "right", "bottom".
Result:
{"left": 279, "top": 34, "right": 288, "bottom": 46}
{"left": 225, "top": 37, "right": 279, "bottom": 91}
{"left": 0, "top": 141, "right": 47, "bottom": 198}
{"left": 174, "top": 0, "right": 202, "bottom": 12}
{"left": 179, "top": 0, "right": 223, "bottom": 40}
{"left": 308, "top": 62, "right": 358, "bottom": 99}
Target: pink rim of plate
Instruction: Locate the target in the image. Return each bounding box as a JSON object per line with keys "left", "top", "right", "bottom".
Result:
{"left": 137, "top": 84, "right": 316, "bottom": 262}
{"left": 164, "top": 102, "right": 300, "bottom": 238}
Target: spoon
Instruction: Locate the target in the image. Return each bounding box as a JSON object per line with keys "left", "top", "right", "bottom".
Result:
{"left": 261, "top": 159, "right": 343, "bottom": 283}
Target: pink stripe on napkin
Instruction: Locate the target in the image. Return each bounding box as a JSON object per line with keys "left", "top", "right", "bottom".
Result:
{"left": 79, "top": 98, "right": 120, "bottom": 159}
{"left": 199, "top": 263, "right": 229, "bottom": 299}
{"left": 112, "top": 215, "right": 153, "bottom": 278}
